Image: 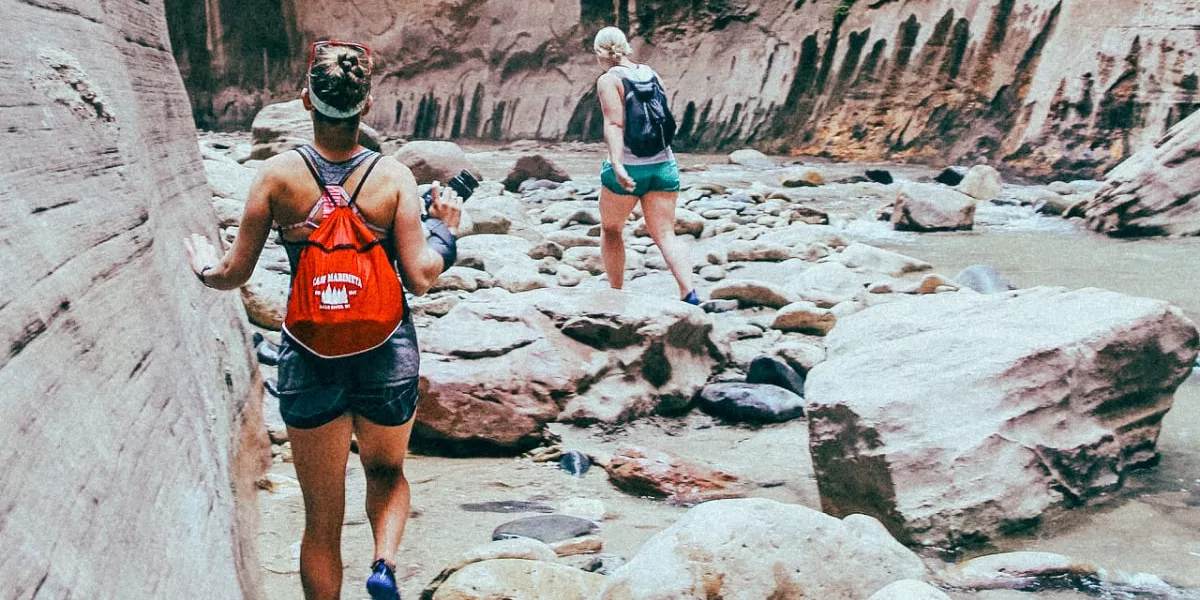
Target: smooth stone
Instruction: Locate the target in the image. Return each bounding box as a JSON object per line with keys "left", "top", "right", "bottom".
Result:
{"left": 746, "top": 355, "right": 806, "bottom": 397}
{"left": 492, "top": 514, "right": 599, "bottom": 544}
{"left": 698, "top": 382, "right": 805, "bottom": 423}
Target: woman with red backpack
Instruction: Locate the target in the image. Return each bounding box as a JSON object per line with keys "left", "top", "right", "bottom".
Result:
{"left": 184, "top": 40, "right": 460, "bottom": 600}
{"left": 594, "top": 26, "right": 699, "bottom": 305}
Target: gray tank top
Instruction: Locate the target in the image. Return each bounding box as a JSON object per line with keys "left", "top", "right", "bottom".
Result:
{"left": 608, "top": 64, "right": 675, "bottom": 166}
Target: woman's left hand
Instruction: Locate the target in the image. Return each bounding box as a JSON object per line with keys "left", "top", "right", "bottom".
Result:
{"left": 184, "top": 233, "right": 222, "bottom": 278}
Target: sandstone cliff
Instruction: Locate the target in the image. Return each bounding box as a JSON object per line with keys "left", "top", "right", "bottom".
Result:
{"left": 172, "top": 0, "right": 1199, "bottom": 180}
{"left": 0, "top": 1, "right": 266, "bottom": 597}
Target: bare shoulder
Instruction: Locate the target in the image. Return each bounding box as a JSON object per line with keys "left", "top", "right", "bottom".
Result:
{"left": 257, "top": 150, "right": 306, "bottom": 182}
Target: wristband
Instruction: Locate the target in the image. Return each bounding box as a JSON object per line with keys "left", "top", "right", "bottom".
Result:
{"left": 198, "top": 265, "right": 215, "bottom": 287}
{"left": 424, "top": 217, "right": 457, "bottom": 272}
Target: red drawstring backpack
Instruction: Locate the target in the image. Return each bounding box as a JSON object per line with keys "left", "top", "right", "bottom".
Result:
{"left": 284, "top": 152, "right": 404, "bottom": 358}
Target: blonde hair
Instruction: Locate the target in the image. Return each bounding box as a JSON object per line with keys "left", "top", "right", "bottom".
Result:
{"left": 593, "top": 27, "right": 633, "bottom": 61}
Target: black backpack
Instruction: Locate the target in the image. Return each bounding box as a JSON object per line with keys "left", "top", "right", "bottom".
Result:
{"left": 619, "top": 69, "right": 676, "bottom": 157}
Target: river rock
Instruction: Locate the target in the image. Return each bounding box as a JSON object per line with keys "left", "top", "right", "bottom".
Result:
{"left": 780, "top": 167, "right": 825, "bottom": 187}
{"left": 836, "top": 242, "right": 933, "bottom": 277}
{"left": 603, "top": 444, "right": 740, "bottom": 502}
{"left": 1083, "top": 109, "right": 1200, "bottom": 236}
{"left": 420, "top": 538, "right": 559, "bottom": 600}
{"left": 772, "top": 301, "right": 838, "bottom": 335}
{"left": 805, "top": 287, "right": 1200, "bottom": 546}
{"left": 746, "top": 355, "right": 806, "bottom": 395}
{"left": 204, "top": 159, "right": 256, "bottom": 201}
{"left": 892, "top": 183, "right": 976, "bottom": 231}
{"left": 249, "top": 99, "right": 381, "bottom": 160}
{"left": 757, "top": 223, "right": 849, "bottom": 249}
{"left": 562, "top": 246, "right": 607, "bottom": 275}
{"left": 869, "top": 580, "right": 952, "bottom": 600}
{"left": 958, "top": 165, "right": 1004, "bottom": 201}
{"left": 417, "top": 288, "right": 721, "bottom": 450}
{"left": 941, "top": 551, "right": 1089, "bottom": 590}
{"left": 772, "top": 340, "right": 826, "bottom": 375}
{"left": 935, "top": 166, "right": 969, "bottom": 186}
{"left": 725, "top": 239, "right": 793, "bottom": 262}
{"left": 493, "top": 514, "right": 598, "bottom": 543}
{"left": 240, "top": 268, "right": 289, "bottom": 330}
{"left": 955, "top": 265, "right": 1016, "bottom": 294}
{"left": 556, "top": 264, "right": 586, "bottom": 287}
{"left": 710, "top": 279, "right": 798, "bottom": 309}
{"left": 697, "top": 382, "right": 805, "bottom": 423}
{"left": 503, "top": 154, "right": 570, "bottom": 192}
{"left": 866, "top": 170, "right": 895, "bottom": 184}
{"left": 431, "top": 559, "right": 606, "bottom": 600}
{"left": 600, "top": 499, "right": 926, "bottom": 600}
{"left": 729, "top": 148, "right": 775, "bottom": 168}
{"left": 528, "top": 240, "right": 564, "bottom": 261}
{"left": 395, "top": 140, "right": 476, "bottom": 185}
{"left": 789, "top": 262, "right": 869, "bottom": 308}
{"left": 638, "top": 208, "right": 707, "bottom": 237}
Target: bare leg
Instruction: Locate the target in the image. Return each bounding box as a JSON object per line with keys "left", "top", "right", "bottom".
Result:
{"left": 289, "top": 415, "right": 355, "bottom": 600}
{"left": 353, "top": 415, "right": 416, "bottom": 565}
{"left": 599, "top": 186, "right": 641, "bottom": 290}
{"left": 641, "top": 190, "right": 695, "bottom": 297}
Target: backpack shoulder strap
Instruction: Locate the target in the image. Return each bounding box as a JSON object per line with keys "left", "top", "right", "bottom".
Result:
{"left": 294, "top": 147, "right": 328, "bottom": 190}
{"left": 348, "top": 154, "right": 384, "bottom": 206}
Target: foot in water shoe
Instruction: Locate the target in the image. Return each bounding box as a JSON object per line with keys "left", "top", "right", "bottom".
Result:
{"left": 367, "top": 558, "right": 400, "bottom": 600}
{"left": 682, "top": 290, "right": 701, "bottom": 305}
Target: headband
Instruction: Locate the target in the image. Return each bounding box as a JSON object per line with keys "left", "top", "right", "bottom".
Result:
{"left": 307, "top": 74, "right": 367, "bottom": 119}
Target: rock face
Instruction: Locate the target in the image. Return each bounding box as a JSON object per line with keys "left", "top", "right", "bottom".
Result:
{"left": 415, "top": 288, "right": 723, "bottom": 452}
{"left": 805, "top": 288, "right": 1199, "bottom": 547}
{"left": 600, "top": 498, "right": 927, "bottom": 600}
{"left": 1082, "top": 109, "right": 1200, "bottom": 237}
{"left": 1, "top": 1, "right": 265, "bottom": 597}
{"left": 169, "top": 1, "right": 1200, "bottom": 180}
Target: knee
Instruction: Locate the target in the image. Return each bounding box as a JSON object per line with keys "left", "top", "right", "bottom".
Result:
{"left": 363, "top": 461, "right": 406, "bottom": 484}
{"left": 601, "top": 222, "right": 625, "bottom": 240}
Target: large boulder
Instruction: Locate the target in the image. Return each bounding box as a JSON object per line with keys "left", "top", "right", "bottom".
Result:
{"left": 957, "top": 165, "right": 1004, "bottom": 201}
{"left": 1, "top": 2, "right": 265, "bottom": 596}
{"left": 394, "top": 140, "right": 477, "bottom": 185}
{"left": 1083, "top": 109, "right": 1200, "bottom": 237}
{"left": 415, "top": 288, "right": 723, "bottom": 452}
{"left": 891, "top": 183, "right": 976, "bottom": 232}
{"left": 805, "top": 288, "right": 1199, "bottom": 547}
{"left": 600, "top": 498, "right": 927, "bottom": 600}
{"left": 728, "top": 148, "right": 775, "bottom": 168}
{"left": 249, "top": 99, "right": 381, "bottom": 159}
{"left": 502, "top": 154, "right": 571, "bottom": 192}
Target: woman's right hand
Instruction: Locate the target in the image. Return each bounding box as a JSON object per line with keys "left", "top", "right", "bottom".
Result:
{"left": 427, "top": 180, "right": 463, "bottom": 233}
{"left": 613, "top": 164, "right": 636, "bottom": 191}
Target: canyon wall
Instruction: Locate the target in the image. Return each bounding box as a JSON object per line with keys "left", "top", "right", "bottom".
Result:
{"left": 173, "top": 0, "right": 1199, "bottom": 180}
{"left": 0, "top": 0, "right": 266, "bottom": 598}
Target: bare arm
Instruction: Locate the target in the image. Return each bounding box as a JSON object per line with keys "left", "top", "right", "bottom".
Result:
{"left": 186, "top": 162, "right": 276, "bottom": 290}
{"left": 391, "top": 162, "right": 460, "bottom": 295}
{"left": 598, "top": 73, "right": 635, "bottom": 190}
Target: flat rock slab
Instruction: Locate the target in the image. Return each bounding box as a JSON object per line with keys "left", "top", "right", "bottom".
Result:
{"left": 492, "top": 515, "right": 599, "bottom": 544}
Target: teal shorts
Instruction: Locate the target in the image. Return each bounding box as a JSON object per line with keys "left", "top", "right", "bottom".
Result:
{"left": 601, "top": 160, "right": 681, "bottom": 197}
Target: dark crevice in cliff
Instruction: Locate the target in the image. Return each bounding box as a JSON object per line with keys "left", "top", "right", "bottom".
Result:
{"left": 165, "top": 0, "right": 294, "bottom": 129}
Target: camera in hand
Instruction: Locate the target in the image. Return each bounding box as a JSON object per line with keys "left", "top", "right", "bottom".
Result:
{"left": 423, "top": 170, "right": 480, "bottom": 210}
